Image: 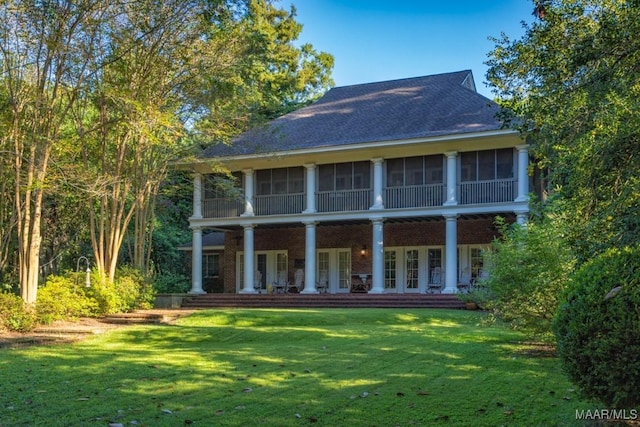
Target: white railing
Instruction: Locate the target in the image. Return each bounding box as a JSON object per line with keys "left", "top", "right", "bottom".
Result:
{"left": 458, "top": 179, "right": 516, "bottom": 204}
{"left": 254, "top": 193, "right": 305, "bottom": 216}
{"left": 385, "top": 184, "right": 445, "bottom": 208}
{"left": 202, "top": 199, "right": 244, "bottom": 218}
{"left": 317, "top": 189, "right": 372, "bottom": 212}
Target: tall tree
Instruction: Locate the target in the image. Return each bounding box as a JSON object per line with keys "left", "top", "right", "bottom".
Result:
{"left": 486, "top": 0, "right": 640, "bottom": 260}
{"left": 0, "top": 0, "right": 111, "bottom": 302}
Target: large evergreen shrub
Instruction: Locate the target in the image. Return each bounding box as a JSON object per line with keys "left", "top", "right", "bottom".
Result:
{"left": 36, "top": 275, "right": 99, "bottom": 324}
{"left": 473, "top": 216, "right": 575, "bottom": 338}
{"left": 553, "top": 245, "right": 640, "bottom": 408}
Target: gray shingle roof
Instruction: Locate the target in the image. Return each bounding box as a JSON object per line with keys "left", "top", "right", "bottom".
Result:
{"left": 200, "top": 70, "right": 501, "bottom": 158}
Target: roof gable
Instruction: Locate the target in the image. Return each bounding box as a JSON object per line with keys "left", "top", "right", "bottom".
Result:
{"left": 201, "top": 70, "right": 501, "bottom": 158}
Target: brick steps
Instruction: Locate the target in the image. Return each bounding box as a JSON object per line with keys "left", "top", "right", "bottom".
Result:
{"left": 181, "top": 293, "right": 466, "bottom": 309}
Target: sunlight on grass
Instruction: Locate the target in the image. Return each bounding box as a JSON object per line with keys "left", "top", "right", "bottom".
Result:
{"left": 0, "top": 309, "right": 594, "bottom": 427}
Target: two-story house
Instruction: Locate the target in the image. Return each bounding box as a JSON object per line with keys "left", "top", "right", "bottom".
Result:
{"left": 179, "top": 70, "right": 530, "bottom": 296}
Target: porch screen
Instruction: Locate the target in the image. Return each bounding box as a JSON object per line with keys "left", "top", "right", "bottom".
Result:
{"left": 460, "top": 149, "right": 514, "bottom": 181}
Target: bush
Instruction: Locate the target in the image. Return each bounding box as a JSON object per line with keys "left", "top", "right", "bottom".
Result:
{"left": 152, "top": 271, "right": 190, "bottom": 294}
{"left": 90, "top": 267, "right": 155, "bottom": 314}
{"left": 553, "top": 245, "right": 640, "bottom": 408}
{"left": 36, "top": 274, "right": 99, "bottom": 324}
{"left": 473, "top": 216, "right": 575, "bottom": 338}
{"left": 0, "top": 292, "right": 37, "bottom": 332}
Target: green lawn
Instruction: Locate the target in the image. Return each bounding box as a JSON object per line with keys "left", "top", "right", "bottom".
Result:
{"left": 1, "top": 309, "right": 593, "bottom": 426}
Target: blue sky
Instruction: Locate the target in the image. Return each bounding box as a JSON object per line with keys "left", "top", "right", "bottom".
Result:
{"left": 288, "top": 1, "right": 534, "bottom": 98}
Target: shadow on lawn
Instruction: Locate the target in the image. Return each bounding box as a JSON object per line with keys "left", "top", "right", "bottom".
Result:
{"left": 0, "top": 310, "right": 577, "bottom": 426}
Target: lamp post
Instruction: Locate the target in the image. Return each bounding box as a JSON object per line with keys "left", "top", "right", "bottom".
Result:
{"left": 76, "top": 256, "right": 91, "bottom": 287}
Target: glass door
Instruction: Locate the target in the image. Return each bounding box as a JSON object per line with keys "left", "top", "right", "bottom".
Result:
{"left": 337, "top": 250, "right": 351, "bottom": 292}
{"left": 384, "top": 250, "right": 397, "bottom": 292}
{"left": 405, "top": 249, "right": 420, "bottom": 292}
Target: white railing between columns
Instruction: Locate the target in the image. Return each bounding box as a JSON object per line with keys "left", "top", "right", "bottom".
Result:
{"left": 254, "top": 193, "right": 305, "bottom": 216}
{"left": 202, "top": 199, "right": 244, "bottom": 218}
{"left": 384, "top": 184, "right": 445, "bottom": 208}
{"left": 458, "top": 179, "right": 517, "bottom": 204}
{"left": 317, "top": 189, "right": 372, "bottom": 212}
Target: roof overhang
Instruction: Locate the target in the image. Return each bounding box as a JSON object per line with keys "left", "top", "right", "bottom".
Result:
{"left": 176, "top": 129, "right": 523, "bottom": 173}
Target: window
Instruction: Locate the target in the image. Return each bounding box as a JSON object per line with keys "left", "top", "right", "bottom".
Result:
{"left": 256, "top": 167, "right": 304, "bottom": 195}
{"left": 318, "top": 162, "right": 370, "bottom": 191}
{"left": 384, "top": 250, "right": 397, "bottom": 289}
{"left": 386, "top": 155, "right": 443, "bottom": 187}
{"left": 460, "top": 149, "right": 514, "bottom": 182}
{"left": 203, "top": 254, "right": 220, "bottom": 278}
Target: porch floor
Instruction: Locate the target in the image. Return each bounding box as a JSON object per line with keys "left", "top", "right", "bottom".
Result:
{"left": 182, "top": 293, "right": 466, "bottom": 309}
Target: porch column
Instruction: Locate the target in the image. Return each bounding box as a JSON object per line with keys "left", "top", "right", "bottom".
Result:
{"left": 369, "top": 218, "right": 385, "bottom": 294}
{"left": 302, "top": 221, "right": 318, "bottom": 293}
{"left": 241, "top": 168, "right": 255, "bottom": 216}
{"left": 370, "top": 158, "right": 384, "bottom": 210}
{"left": 515, "top": 145, "right": 529, "bottom": 202}
{"left": 240, "top": 224, "right": 257, "bottom": 293}
{"left": 444, "top": 151, "right": 458, "bottom": 206}
{"left": 189, "top": 226, "right": 205, "bottom": 294}
{"left": 443, "top": 214, "right": 458, "bottom": 294}
{"left": 303, "top": 163, "right": 317, "bottom": 213}
{"left": 192, "top": 173, "right": 202, "bottom": 219}
{"left": 515, "top": 209, "right": 529, "bottom": 226}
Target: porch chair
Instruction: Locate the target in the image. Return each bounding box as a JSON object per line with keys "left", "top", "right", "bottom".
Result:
{"left": 427, "top": 267, "right": 443, "bottom": 293}
{"left": 272, "top": 271, "right": 288, "bottom": 294}
{"left": 458, "top": 267, "right": 471, "bottom": 293}
{"left": 289, "top": 268, "right": 304, "bottom": 293}
{"left": 316, "top": 270, "right": 329, "bottom": 293}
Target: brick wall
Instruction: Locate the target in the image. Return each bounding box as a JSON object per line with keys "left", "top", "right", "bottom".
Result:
{"left": 218, "top": 216, "right": 511, "bottom": 292}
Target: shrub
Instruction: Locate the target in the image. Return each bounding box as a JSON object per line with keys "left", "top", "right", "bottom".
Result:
{"left": 36, "top": 274, "right": 99, "bottom": 324}
{"left": 474, "top": 216, "right": 575, "bottom": 338}
{"left": 90, "top": 267, "right": 155, "bottom": 314}
{"left": 152, "top": 271, "right": 190, "bottom": 294}
{"left": 553, "top": 245, "right": 640, "bottom": 408}
{"left": 0, "top": 292, "right": 37, "bottom": 332}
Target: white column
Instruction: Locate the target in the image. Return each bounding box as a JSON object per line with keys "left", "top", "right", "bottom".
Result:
{"left": 302, "top": 222, "right": 318, "bottom": 293}
{"left": 240, "top": 224, "right": 256, "bottom": 293}
{"left": 515, "top": 209, "right": 528, "bottom": 226}
{"left": 444, "top": 151, "right": 458, "bottom": 206}
{"left": 241, "top": 169, "right": 255, "bottom": 216}
{"left": 369, "top": 218, "right": 385, "bottom": 294}
{"left": 303, "top": 163, "right": 317, "bottom": 213}
{"left": 370, "top": 158, "right": 384, "bottom": 210}
{"left": 515, "top": 145, "right": 530, "bottom": 202}
{"left": 189, "top": 226, "right": 205, "bottom": 294}
{"left": 192, "top": 173, "right": 202, "bottom": 219}
{"left": 443, "top": 214, "right": 458, "bottom": 293}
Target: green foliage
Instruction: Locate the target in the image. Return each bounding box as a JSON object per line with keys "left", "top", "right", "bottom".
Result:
{"left": 152, "top": 271, "right": 190, "bottom": 294}
{"left": 0, "top": 292, "right": 37, "bottom": 332}
{"left": 474, "top": 216, "right": 575, "bottom": 338}
{"left": 36, "top": 275, "right": 99, "bottom": 324}
{"left": 487, "top": 0, "right": 640, "bottom": 261}
{"left": 90, "top": 268, "right": 155, "bottom": 314}
{"left": 554, "top": 245, "right": 640, "bottom": 408}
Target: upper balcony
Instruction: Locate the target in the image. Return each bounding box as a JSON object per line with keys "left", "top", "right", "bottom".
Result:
{"left": 201, "top": 179, "right": 517, "bottom": 218}
{"left": 197, "top": 148, "right": 526, "bottom": 220}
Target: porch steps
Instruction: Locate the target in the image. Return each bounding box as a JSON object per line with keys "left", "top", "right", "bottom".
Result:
{"left": 181, "top": 293, "right": 466, "bottom": 309}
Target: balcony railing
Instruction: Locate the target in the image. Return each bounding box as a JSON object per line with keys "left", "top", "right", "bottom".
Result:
{"left": 317, "top": 189, "right": 372, "bottom": 212}
{"left": 458, "top": 179, "right": 516, "bottom": 204}
{"left": 385, "top": 184, "right": 445, "bottom": 208}
{"left": 254, "top": 193, "right": 304, "bottom": 216}
{"left": 201, "top": 179, "right": 518, "bottom": 218}
{"left": 203, "top": 198, "right": 244, "bottom": 218}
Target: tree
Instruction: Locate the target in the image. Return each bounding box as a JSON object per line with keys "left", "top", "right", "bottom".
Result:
{"left": 0, "top": 0, "right": 112, "bottom": 303}
{"left": 1, "top": 0, "right": 333, "bottom": 299}
{"left": 486, "top": 0, "right": 640, "bottom": 261}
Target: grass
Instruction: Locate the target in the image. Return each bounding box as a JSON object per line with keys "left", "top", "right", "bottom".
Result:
{"left": 0, "top": 309, "right": 595, "bottom": 426}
